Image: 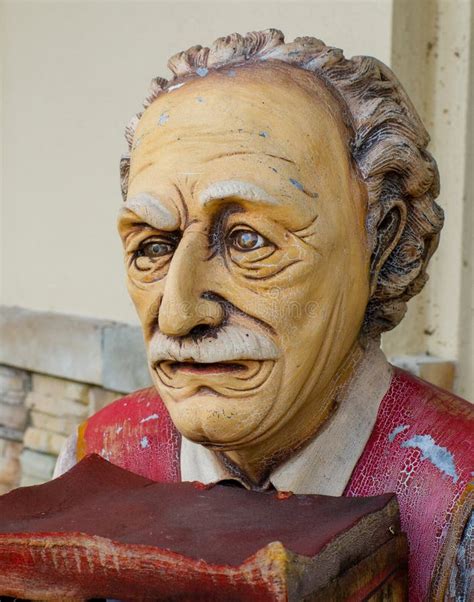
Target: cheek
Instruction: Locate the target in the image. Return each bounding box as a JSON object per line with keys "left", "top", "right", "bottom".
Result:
{"left": 274, "top": 249, "right": 367, "bottom": 351}
{"left": 126, "top": 280, "right": 163, "bottom": 337}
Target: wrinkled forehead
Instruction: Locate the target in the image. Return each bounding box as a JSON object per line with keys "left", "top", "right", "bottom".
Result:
{"left": 129, "top": 62, "right": 352, "bottom": 182}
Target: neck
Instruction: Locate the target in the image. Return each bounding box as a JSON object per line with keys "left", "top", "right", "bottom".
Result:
{"left": 220, "top": 341, "right": 366, "bottom": 487}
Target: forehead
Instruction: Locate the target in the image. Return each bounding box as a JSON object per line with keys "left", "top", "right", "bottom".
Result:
{"left": 128, "top": 63, "right": 352, "bottom": 192}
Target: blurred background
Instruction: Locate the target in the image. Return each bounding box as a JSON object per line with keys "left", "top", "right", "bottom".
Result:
{"left": 0, "top": 0, "right": 473, "bottom": 491}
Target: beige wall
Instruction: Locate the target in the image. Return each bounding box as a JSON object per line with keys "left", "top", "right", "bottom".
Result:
{"left": 384, "top": 0, "right": 473, "bottom": 398}
{"left": 1, "top": 1, "right": 472, "bottom": 395}
{"left": 0, "top": 0, "right": 393, "bottom": 324}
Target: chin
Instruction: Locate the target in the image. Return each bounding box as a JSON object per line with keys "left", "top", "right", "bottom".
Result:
{"left": 150, "top": 358, "right": 283, "bottom": 446}
{"left": 160, "top": 389, "right": 276, "bottom": 448}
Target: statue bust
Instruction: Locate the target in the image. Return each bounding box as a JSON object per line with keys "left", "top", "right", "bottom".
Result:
{"left": 55, "top": 30, "right": 473, "bottom": 601}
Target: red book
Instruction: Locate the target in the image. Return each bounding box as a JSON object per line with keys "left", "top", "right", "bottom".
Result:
{"left": 0, "top": 454, "right": 407, "bottom": 601}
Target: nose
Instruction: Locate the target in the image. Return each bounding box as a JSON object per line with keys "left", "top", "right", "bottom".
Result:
{"left": 158, "top": 232, "right": 224, "bottom": 337}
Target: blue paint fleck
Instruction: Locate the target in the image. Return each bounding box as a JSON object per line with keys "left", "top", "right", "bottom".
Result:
{"left": 140, "top": 413, "right": 160, "bottom": 424}
{"left": 401, "top": 434, "right": 459, "bottom": 482}
{"left": 388, "top": 424, "right": 410, "bottom": 443}
{"left": 196, "top": 67, "right": 208, "bottom": 77}
{"left": 227, "top": 69, "right": 237, "bottom": 77}
{"left": 289, "top": 178, "right": 304, "bottom": 191}
{"left": 140, "top": 436, "right": 149, "bottom": 449}
{"left": 259, "top": 131, "right": 268, "bottom": 138}
{"left": 158, "top": 112, "right": 169, "bottom": 125}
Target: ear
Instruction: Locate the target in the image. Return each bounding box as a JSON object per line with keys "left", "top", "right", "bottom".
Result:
{"left": 369, "top": 200, "right": 407, "bottom": 296}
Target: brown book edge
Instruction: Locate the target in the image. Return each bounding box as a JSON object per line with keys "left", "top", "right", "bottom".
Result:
{"left": 0, "top": 496, "right": 405, "bottom": 601}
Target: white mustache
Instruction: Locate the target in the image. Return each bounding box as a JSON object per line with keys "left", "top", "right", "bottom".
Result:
{"left": 148, "top": 324, "right": 280, "bottom": 364}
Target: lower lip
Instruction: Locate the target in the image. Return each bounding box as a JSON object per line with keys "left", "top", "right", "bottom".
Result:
{"left": 167, "top": 362, "right": 247, "bottom": 375}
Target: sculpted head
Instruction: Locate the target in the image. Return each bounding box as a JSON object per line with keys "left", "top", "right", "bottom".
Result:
{"left": 118, "top": 30, "right": 443, "bottom": 467}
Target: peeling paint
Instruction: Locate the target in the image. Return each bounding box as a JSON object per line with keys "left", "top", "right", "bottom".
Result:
{"left": 116, "top": 425, "right": 123, "bottom": 434}
{"left": 388, "top": 424, "right": 410, "bottom": 443}
{"left": 289, "top": 178, "right": 304, "bottom": 191}
{"left": 196, "top": 67, "right": 209, "bottom": 77}
{"left": 140, "top": 413, "right": 159, "bottom": 424}
{"left": 401, "top": 434, "right": 459, "bottom": 482}
{"left": 158, "top": 112, "right": 169, "bottom": 126}
{"left": 140, "top": 436, "right": 149, "bottom": 449}
{"left": 167, "top": 82, "right": 185, "bottom": 92}
{"left": 289, "top": 177, "right": 318, "bottom": 199}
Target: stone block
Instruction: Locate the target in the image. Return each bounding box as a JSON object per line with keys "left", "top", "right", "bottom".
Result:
{"left": 101, "top": 323, "right": 151, "bottom": 393}
{"left": 1, "top": 307, "right": 151, "bottom": 393}
{"left": 0, "top": 306, "right": 105, "bottom": 385}
{"left": 0, "top": 425, "right": 23, "bottom": 443}
{"left": 23, "top": 427, "right": 67, "bottom": 456}
{"left": 19, "top": 474, "right": 46, "bottom": 487}
{"left": 0, "top": 483, "right": 14, "bottom": 495}
{"left": 20, "top": 449, "right": 57, "bottom": 480}
{"left": 0, "top": 389, "right": 28, "bottom": 406}
{"left": 0, "top": 365, "right": 30, "bottom": 393}
{"left": 32, "top": 373, "right": 89, "bottom": 403}
{"left": 0, "top": 438, "right": 23, "bottom": 459}
{"left": 88, "top": 386, "right": 120, "bottom": 414}
{"left": 389, "top": 355, "right": 456, "bottom": 391}
{"left": 0, "top": 456, "right": 20, "bottom": 485}
{"left": 30, "top": 411, "right": 80, "bottom": 437}
{"left": 25, "top": 391, "right": 88, "bottom": 419}
{"left": 0, "top": 401, "right": 28, "bottom": 430}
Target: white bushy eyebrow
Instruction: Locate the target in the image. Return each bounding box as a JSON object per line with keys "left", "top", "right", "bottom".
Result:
{"left": 123, "top": 193, "right": 179, "bottom": 230}
{"left": 198, "top": 180, "right": 280, "bottom": 207}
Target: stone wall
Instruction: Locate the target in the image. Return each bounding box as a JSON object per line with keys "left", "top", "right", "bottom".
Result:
{"left": 0, "top": 365, "right": 122, "bottom": 492}
{"left": 0, "top": 366, "right": 30, "bottom": 494}
{"left": 0, "top": 306, "right": 151, "bottom": 492}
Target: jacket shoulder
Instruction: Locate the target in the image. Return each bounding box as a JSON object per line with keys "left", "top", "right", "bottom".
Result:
{"left": 82, "top": 387, "right": 166, "bottom": 432}
{"left": 347, "top": 368, "right": 473, "bottom": 600}
{"left": 77, "top": 387, "right": 181, "bottom": 482}
{"left": 384, "top": 367, "right": 473, "bottom": 443}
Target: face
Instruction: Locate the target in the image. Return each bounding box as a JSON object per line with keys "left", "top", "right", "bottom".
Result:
{"left": 118, "top": 63, "right": 370, "bottom": 453}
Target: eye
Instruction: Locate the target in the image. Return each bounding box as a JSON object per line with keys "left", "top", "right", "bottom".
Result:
{"left": 132, "top": 236, "right": 177, "bottom": 272}
{"left": 228, "top": 228, "right": 268, "bottom": 252}
{"left": 137, "top": 239, "right": 175, "bottom": 259}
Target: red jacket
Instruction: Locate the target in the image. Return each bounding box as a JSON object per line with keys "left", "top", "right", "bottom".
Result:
{"left": 77, "top": 369, "right": 473, "bottom": 601}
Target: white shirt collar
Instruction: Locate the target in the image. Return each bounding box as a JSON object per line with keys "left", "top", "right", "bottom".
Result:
{"left": 180, "top": 343, "right": 393, "bottom": 495}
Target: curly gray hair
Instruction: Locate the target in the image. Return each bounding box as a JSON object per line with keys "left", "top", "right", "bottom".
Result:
{"left": 120, "top": 29, "right": 443, "bottom": 337}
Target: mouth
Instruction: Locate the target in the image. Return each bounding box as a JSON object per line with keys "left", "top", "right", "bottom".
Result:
{"left": 166, "top": 361, "right": 248, "bottom": 375}
{"left": 154, "top": 358, "right": 274, "bottom": 396}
